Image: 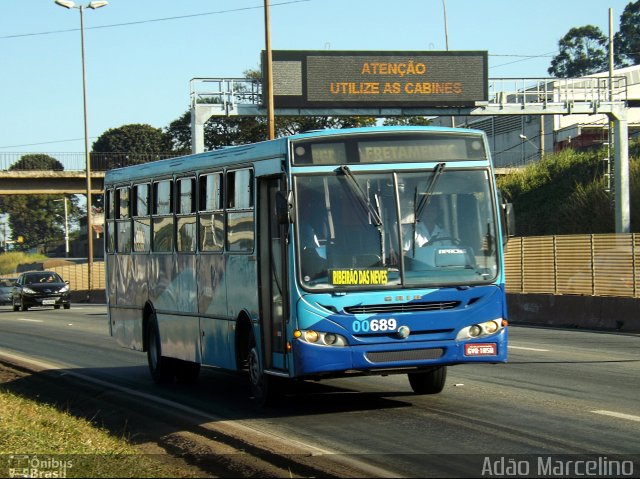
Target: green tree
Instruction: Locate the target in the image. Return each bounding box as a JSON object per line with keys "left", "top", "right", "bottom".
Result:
{"left": 165, "top": 112, "right": 192, "bottom": 153}
{"left": 92, "top": 123, "right": 174, "bottom": 167}
{"left": 548, "top": 26, "right": 609, "bottom": 77}
{"left": 165, "top": 111, "right": 266, "bottom": 152}
{"left": 497, "top": 143, "right": 640, "bottom": 235}
{"left": 11, "top": 196, "right": 82, "bottom": 252}
{"left": 10, "top": 153, "right": 64, "bottom": 171}
{"left": 615, "top": 1, "right": 640, "bottom": 65}
{"left": 0, "top": 155, "right": 81, "bottom": 252}
{"left": 166, "top": 110, "right": 377, "bottom": 152}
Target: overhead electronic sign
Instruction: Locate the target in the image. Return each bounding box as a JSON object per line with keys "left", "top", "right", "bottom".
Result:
{"left": 263, "top": 50, "right": 488, "bottom": 108}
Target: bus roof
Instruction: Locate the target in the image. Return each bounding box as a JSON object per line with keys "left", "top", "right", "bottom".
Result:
{"left": 103, "top": 125, "right": 486, "bottom": 185}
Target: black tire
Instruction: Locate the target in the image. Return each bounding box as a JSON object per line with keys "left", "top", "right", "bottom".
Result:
{"left": 63, "top": 304, "right": 71, "bottom": 310}
{"left": 408, "top": 366, "right": 447, "bottom": 395}
{"left": 175, "top": 360, "right": 200, "bottom": 384}
{"left": 54, "top": 304, "right": 61, "bottom": 310}
{"left": 248, "top": 333, "right": 280, "bottom": 406}
{"left": 146, "top": 314, "right": 176, "bottom": 384}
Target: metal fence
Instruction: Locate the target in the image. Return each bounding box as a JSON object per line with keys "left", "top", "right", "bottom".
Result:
{"left": 0, "top": 152, "right": 183, "bottom": 172}
{"left": 0, "top": 262, "right": 105, "bottom": 293}
{"left": 46, "top": 261, "right": 106, "bottom": 292}
{"left": 3, "top": 235, "right": 639, "bottom": 299}
{"left": 505, "top": 234, "right": 639, "bottom": 298}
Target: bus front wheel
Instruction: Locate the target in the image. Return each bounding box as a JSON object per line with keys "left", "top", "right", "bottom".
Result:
{"left": 146, "top": 314, "right": 175, "bottom": 384}
{"left": 408, "top": 366, "right": 447, "bottom": 394}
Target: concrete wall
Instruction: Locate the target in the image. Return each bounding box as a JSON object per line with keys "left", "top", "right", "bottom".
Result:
{"left": 507, "top": 293, "right": 640, "bottom": 332}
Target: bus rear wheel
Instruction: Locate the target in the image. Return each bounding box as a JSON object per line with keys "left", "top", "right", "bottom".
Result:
{"left": 248, "top": 334, "right": 280, "bottom": 407}
{"left": 408, "top": 366, "right": 447, "bottom": 394}
{"left": 175, "top": 359, "right": 200, "bottom": 384}
{"left": 146, "top": 314, "right": 176, "bottom": 383}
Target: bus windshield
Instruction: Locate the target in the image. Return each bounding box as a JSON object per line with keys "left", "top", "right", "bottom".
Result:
{"left": 295, "top": 168, "right": 498, "bottom": 290}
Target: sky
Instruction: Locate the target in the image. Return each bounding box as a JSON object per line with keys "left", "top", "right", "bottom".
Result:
{"left": 0, "top": 0, "right": 632, "bottom": 154}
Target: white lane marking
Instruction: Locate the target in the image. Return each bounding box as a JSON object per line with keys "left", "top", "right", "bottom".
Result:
{"left": 591, "top": 410, "right": 640, "bottom": 423}
{"left": 0, "top": 348, "right": 402, "bottom": 478}
{"left": 508, "top": 345, "right": 550, "bottom": 352}
{"left": 16, "top": 318, "right": 44, "bottom": 323}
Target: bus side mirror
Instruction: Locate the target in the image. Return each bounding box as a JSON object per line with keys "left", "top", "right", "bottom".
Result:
{"left": 275, "top": 191, "right": 293, "bottom": 225}
{"left": 501, "top": 202, "right": 516, "bottom": 244}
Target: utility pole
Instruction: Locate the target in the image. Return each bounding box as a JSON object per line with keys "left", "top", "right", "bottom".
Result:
{"left": 442, "top": 0, "right": 455, "bottom": 128}
{"left": 607, "top": 8, "right": 615, "bottom": 207}
{"left": 54, "top": 197, "right": 70, "bottom": 257}
{"left": 264, "top": 0, "right": 275, "bottom": 140}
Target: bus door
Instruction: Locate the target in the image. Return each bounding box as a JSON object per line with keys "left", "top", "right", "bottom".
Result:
{"left": 258, "top": 176, "right": 289, "bottom": 372}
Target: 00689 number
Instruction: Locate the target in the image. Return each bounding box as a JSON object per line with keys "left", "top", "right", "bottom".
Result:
{"left": 352, "top": 318, "right": 397, "bottom": 333}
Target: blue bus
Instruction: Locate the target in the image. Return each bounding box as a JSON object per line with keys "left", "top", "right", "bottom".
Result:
{"left": 104, "top": 126, "right": 509, "bottom": 405}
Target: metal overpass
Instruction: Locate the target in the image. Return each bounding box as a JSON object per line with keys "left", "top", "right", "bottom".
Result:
{"left": 0, "top": 77, "right": 630, "bottom": 232}
{"left": 0, "top": 170, "right": 105, "bottom": 195}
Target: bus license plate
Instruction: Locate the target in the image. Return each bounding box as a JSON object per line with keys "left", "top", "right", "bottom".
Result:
{"left": 42, "top": 299, "right": 56, "bottom": 305}
{"left": 464, "top": 343, "right": 497, "bottom": 356}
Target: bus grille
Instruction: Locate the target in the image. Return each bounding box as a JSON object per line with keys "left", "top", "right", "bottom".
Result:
{"left": 365, "top": 348, "right": 444, "bottom": 363}
{"left": 344, "top": 301, "right": 460, "bottom": 315}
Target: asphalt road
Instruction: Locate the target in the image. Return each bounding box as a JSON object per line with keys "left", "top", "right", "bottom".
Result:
{"left": 0, "top": 304, "right": 638, "bottom": 477}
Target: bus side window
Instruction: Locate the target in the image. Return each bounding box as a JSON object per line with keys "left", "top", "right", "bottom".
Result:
{"left": 116, "top": 186, "right": 132, "bottom": 253}
{"left": 177, "top": 177, "right": 197, "bottom": 253}
{"left": 198, "top": 173, "right": 224, "bottom": 252}
{"left": 105, "top": 189, "right": 116, "bottom": 253}
{"left": 132, "top": 183, "right": 151, "bottom": 252}
{"left": 153, "top": 179, "right": 174, "bottom": 252}
{"left": 226, "top": 169, "right": 254, "bottom": 253}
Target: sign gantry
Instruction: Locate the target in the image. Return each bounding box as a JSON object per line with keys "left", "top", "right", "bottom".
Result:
{"left": 189, "top": 50, "right": 630, "bottom": 233}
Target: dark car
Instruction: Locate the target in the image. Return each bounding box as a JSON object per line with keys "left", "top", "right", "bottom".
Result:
{"left": 0, "top": 278, "right": 17, "bottom": 305}
{"left": 12, "top": 271, "right": 71, "bottom": 311}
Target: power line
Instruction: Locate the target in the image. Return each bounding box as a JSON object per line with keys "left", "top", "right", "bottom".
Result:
{"left": 490, "top": 51, "right": 559, "bottom": 70}
{"left": 0, "top": 1, "right": 312, "bottom": 40}
{"left": 0, "top": 137, "right": 98, "bottom": 149}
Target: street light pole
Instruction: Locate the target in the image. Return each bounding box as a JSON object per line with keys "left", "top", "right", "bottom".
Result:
{"left": 442, "top": 0, "right": 449, "bottom": 51}
{"left": 519, "top": 134, "right": 541, "bottom": 163}
{"left": 54, "top": 0, "right": 108, "bottom": 300}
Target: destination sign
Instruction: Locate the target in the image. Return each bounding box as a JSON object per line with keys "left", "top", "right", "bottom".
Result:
{"left": 291, "top": 134, "right": 487, "bottom": 166}
{"left": 329, "top": 268, "right": 389, "bottom": 286}
{"left": 265, "top": 50, "right": 488, "bottom": 108}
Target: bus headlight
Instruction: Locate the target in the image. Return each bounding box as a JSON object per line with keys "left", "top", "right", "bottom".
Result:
{"left": 484, "top": 320, "right": 500, "bottom": 334}
{"left": 468, "top": 325, "right": 482, "bottom": 337}
{"left": 456, "top": 319, "right": 504, "bottom": 341}
{"left": 295, "top": 330, "right": 347, "bottom": 347}
{"left": 304, "top": 330, "right": 319, "bottom": 343}
{"left": 324, "top": 333, "right": 337, "bottom": 345}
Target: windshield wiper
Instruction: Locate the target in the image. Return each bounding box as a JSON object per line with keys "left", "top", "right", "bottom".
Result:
{"left": 415, "top": 162, "right": 446, "bottom": 220}
{"left": 339, "top": 165, "right": 382, "bottom": 226}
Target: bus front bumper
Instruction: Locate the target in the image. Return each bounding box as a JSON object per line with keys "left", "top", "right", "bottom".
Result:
{"left": 291, "top": 328, "right": 507, "bottom": 378}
